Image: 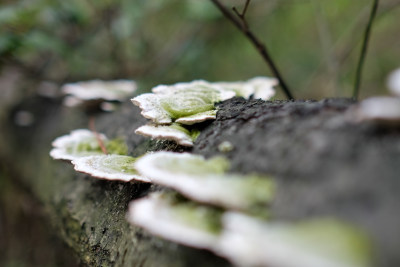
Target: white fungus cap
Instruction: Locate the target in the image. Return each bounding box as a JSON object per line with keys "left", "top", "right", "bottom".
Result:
{"left": 387, "top": 68, "right": 400, "bottom": 96}
{"left": 131, "top": 94, "right": 172, "bottom": 124}
{"left": 217, "top": 212, "right": 372, "bottom": 267}
{"left": 72, "top": 154, "right": 149, "bottom": 182}
{"left": 127, "top": 193, "right": 220, "bottom": 249}
{"left": 50, "top": 129, "right": 107, "bottom": 161}
{"left": 351, "top": 96, "right": 400, "bottom": 125}
{"left": 135, "top": 124, "right": 195, "bottom": 147}
{"left": 134, "top": 152, "right": 274, "bottom": 211}
{"left": 175, "top": 110, "right": 217, "bottom": 125}
{"left": 62, "top": 79, "right": 137, "bottom": 102}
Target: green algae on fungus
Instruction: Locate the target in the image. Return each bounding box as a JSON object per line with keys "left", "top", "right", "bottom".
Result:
{"left": 72, "top": 155, "right": 149, "bottom": 182}
{"left": 219, "top": 213, "right": 373, "bottom": 267}
{"left": 159, "top": 87, "right": 222, "bottom": 119}
{"left": 127, "top": 192, "right": 223, "bottom": 249}
{"left": 134, "top": 152, "right": 275, "bottom": 211}
{"left": 135, "top": 123, "right": 200, "bottom": 147}
{"left": 132, "top": 81, "right": 234, "bottom": 125}
{"left": 105, "top": 138, "right": 128, "bottom": 155}
{"left": 141, "top": 151, "right": 230, "bottom": 176}
{"left": 50, "top": 129, "right": 128, "bottom": 161}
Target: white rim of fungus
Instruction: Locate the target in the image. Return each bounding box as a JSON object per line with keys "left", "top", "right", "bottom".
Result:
{"left": 135, "top": 124, "right": 194, "bottom": 147}
{"left": 127, "top": 193, "right": 220, "bottom": 249}
{"left": 134, "top": 152, "right": 274, "bottom": 210}
{"left": 131, "top": 94, "right": 172, "bottom": 124}
{"left": 217, "top": 212, "right": 372, "bottom": 267}
{"left": 52, "top": 129, "right": 106, "bottom": 148}
{"left": 175, "top": 110, "right": 217, "bottom": 125}
{"left": 62, "top": 79, "right": 137, "bottom": 101}
{"left": 50, "top": 129, "right": 107, "bottom": 161}
{"left": 387, "top": 68, "right": 400, "bottom": 96}
{"left": 351, "top": 96, "right": 400, "bottom": 123}
{"left": 72, "top": 155, "right": 150, "bottom": 182}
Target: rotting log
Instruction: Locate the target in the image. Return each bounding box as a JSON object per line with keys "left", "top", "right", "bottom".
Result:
{"left": 1, "top": 95, "right": 399, "bottom": 267}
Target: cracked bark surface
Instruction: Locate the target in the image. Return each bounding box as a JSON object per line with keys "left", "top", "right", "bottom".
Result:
{"left": 1, "top": 96, "right": 399, "bottom": 267}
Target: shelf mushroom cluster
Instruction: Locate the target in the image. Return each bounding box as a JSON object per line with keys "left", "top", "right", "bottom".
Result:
{"left": 127, "top": 152, "right": 373, "bottom": 267}
{"left": 132, "top": 77, "right": 277, "bottom": 146}
{"left": 50, "top": 78, "right": 373, "bottom": 267}
{"left": 50, "top": 129, "right": 148, "bottom": 182}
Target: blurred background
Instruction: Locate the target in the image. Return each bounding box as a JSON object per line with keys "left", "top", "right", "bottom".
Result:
{"left": 1, "top": 0, "right": 400, "bottom": 100}
{"left": 1, "top": 0, "right": 400, "bottom": 266}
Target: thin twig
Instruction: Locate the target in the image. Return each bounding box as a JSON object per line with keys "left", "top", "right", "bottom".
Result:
{"left": 353, "top": 0, "right": 380, "bottom": 100}
{"left": 89, "top": 116, "right": 108, "bottom": 155}
{"left": 211, "top": 0, "right": 294, "bottom": 100}
{"left": 232, "top": 0, "right": 251, "bottom": 29}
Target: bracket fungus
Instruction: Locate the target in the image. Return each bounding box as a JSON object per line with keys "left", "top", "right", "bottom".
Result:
{"left": 135, "top": 123, "right": 199, "bottom": 147}
{"left": 387, "top": 68, "right": 400, "bottom": 96}
{"left": 132, "top": 77, "right": 277, "bottom": 146}
{"left": 134, "top": 152, "right": 275, "bottom": 211}
{"left": 62, "top": 79, "right": 137, "bottom": 111}
{"left": 50, "top": 129, "right": 127, "bottom": 161}
{"left": 72, "top": 155, "right": 149, "bottom": 182}
{"left": 127, "top": 192, "right": 371, "bottom": 267}
{"left": 127, "top": 192, "right": 222, "bottom": 249}
{"left": 218, "top": 213, "right": 373, "bottom": 267}
{"left": 349, "top": 68, "right": 400, "bottom": 126}
{"left": 350, "top": 97, "right": 400, "bottom": 126}
{"left": 132, "top": 81, "right": 235, "bottom": 125}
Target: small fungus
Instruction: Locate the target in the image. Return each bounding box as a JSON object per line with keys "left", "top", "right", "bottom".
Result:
{"left": 135, "top": 124, "right": 199, "bottom": 147}
{"left": 218, "top": 212, "right": 373, "bottom": 267}
{"left": 62, "top": 79, "right": 136, "bottom": 111}
{"left": 127, "top": 192, "right": 222, "bottom": 249}
{"left": 350, "top": 96, "right": 400, "bottom": 125}
{"left": 217, "top": 141, "right": 234, "bottom": 153}
{"left": 134, "top": 152, "right": 275, "bottom": 211}
{"left": 50, "top": 129, "right": 127, "bottom": 161}
{"left": 387, "top": 68, "right": 400, "bottom": 96}
{"left": 72, "top": 154, "right": 149, "bottom": 182}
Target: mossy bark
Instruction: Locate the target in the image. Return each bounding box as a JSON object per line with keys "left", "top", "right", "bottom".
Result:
{"left": 1, "top": 96, "right": 399, "bottom": 267}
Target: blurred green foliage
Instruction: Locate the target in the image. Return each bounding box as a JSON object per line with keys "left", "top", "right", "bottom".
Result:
{"left": 1, "top": 0, "right": 399, "bottom": 99}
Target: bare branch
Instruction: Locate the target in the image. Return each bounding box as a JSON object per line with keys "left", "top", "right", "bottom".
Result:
{"left": 232, "top": 0, "right": 251, "bottom": 29}
{"left": 211, "top": 0, "right": 294, "bottom": 100}
{"left": 353, "top": 0, "right": 380, "bottom": 100}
